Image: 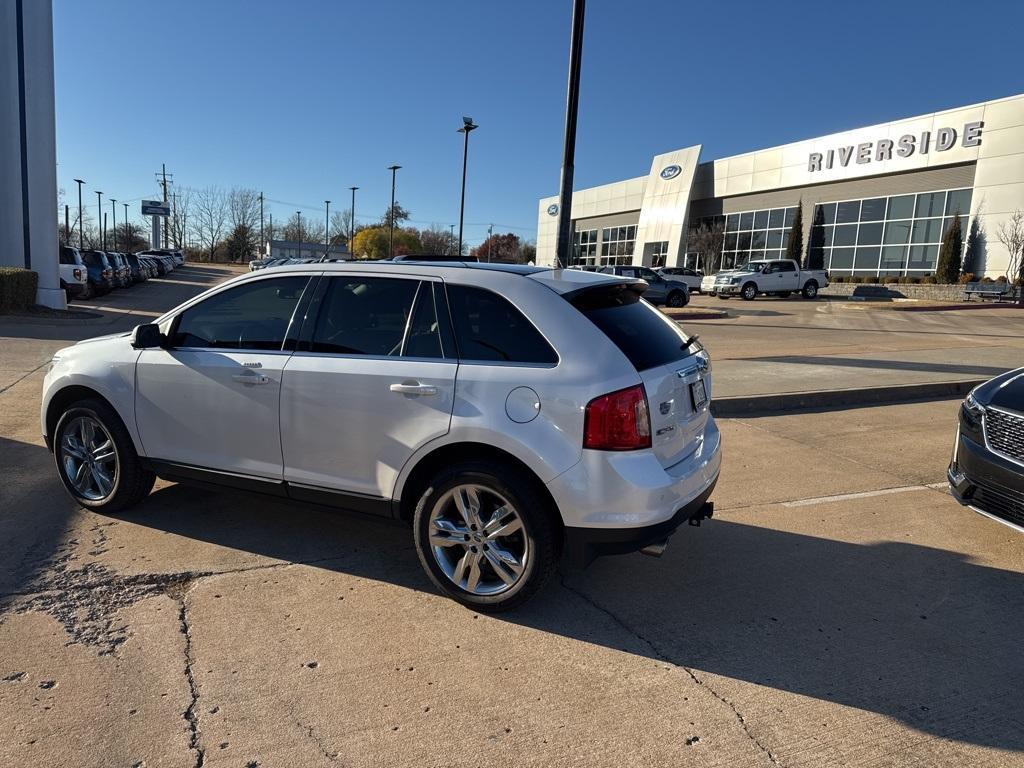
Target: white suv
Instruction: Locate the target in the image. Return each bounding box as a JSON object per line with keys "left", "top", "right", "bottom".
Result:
{"left": 42, "top": 263, "right": 721, "bottom": 610}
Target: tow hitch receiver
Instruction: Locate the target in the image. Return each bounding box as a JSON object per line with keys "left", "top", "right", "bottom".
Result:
{"left": 688, "top": 501, "right": 714, "bottom": 527}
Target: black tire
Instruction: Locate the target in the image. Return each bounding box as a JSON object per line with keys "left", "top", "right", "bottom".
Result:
{"left": 666, "top": 290, "right": 688, "bottom": 308}
{"left": 53, "top": 398, "right": 155, "bottom": 513}
{"left": 802, "top": 280, "right": 819, "bottom": 299}
{"left": 413, "top": 460, "right": 558, "bottom": 612}
{"left": 741, "top": 282, "right": 758, "bottom": 301}
{"left": 716, "top": 293, "right": 730, "bottom": 300}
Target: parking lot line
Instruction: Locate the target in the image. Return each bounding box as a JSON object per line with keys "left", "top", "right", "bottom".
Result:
{"left": 782, "top": 484, "right": 944, "bottom": 507}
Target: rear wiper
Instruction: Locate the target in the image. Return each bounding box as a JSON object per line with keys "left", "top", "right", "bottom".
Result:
{"left": 680, "top": 335, "right": 701, "bottom": 355}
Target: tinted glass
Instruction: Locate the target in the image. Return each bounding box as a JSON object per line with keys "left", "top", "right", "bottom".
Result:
{"left": 777, "top": 261, "right": 796, "bottom": 272}
{"left": 766, "top": 229, "right": 783, "bottom": 249}
{"left": 753, "top": 210, "right": 769, "bottom": 229}
{"left": 907, "top": 244, "right": 938, "bottom": 271}
{"left": 59, "top": 247, "right": 78, "bottom": 265}
{"left": 784, "top": 208, "right": 797, "bottom": 227}
{"left": 172, "top": 276, "right": 307, "bottom": 350}
{"left": 884, "top": 221, "right": 912, "bottom": 245}
{"left": 854, "top": 247, "right": 881, "bottom": 271}
{"left": 830, "top": 248, "right": 854, "bottom": 270}
{"left": 880, "top": 246, "right": 907, "bottom": 271}
{"left": 857, "top": 221, "right": 883, "bottom": 245}
{"left": 945, "top": 189, "right": 972, "bottom": 216}
{"left": 81, "top": 251, "right": 107, "bottom": 268}
{"left": 860, "top": 198, "right": 886, "bottom": 221}
{"left": 573, "top": 290, "right": 691, "bottom": 372}
{"left": 833, "top": 224, "right": 857, "bottom": 247}
{"left": 447, "top": 285, "right": 557, "bottom": 364}
{"left": 739, "top": 212, "right": 754, "bottom": 230}
{"left": 768, "top": 209, "right": 785, "bottom": 228}
{"left": 911, "top": 218, "right": 943, "bottom": 244}
{"left": 403, "top": 283, "right": 445, "bottom": 359}
{"left": 916, "top": 192, "right": 945, "bottom": 218}
{"left": 818, "top": 203, "right": 837, "bottom": 225}
{"left": 836, "top": 201, "right": 860, "bottom": 224}
{"left": 311, "top": 277, "right": 419, "bottom": 356}
{"left": 887, "top": 195, "right": 915, "bottom": 219}
{"left": 751, "top": 230, "right": 767, "bottom": 249}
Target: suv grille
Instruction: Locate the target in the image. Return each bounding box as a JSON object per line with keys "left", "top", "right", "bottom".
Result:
{"left": 985, "top": 407, "right": 1024, "bottom": 463}
{"left": 970, "top": 476, "right": 1024, "bottom": 528}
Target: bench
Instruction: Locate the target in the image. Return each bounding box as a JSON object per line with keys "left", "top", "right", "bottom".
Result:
{"left": 964, "top": 282, "right": 1020, "bottom": 302}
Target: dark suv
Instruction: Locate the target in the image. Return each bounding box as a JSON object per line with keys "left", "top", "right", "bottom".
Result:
{"left": 80, "top": 250, "right": 115, "bottom": 296}
{"left": 948, "top": 367, "right": 1024, "bottom": 532}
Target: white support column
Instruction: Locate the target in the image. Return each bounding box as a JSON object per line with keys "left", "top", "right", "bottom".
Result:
{"left": 0, "top": 0, "right": 64, "bottom": 308}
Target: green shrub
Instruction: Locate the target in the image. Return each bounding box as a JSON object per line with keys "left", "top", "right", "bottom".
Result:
{"left": 0, "top": 268, "right": 38, "bottom": 312}
{"left": 981, "top": 276, "right": 994, "bottom": 283}
{"left": 831, "top": 275, "right": 845, "bottom": 283}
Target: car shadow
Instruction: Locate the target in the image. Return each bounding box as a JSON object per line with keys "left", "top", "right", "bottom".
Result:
{"left": 111, "top": 481, "right": 1024, "bottom": 752}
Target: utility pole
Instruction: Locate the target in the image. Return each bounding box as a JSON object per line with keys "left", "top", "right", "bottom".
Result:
{"left": 457, "top": 117, "right": 478, "bottom": 259}
{"left": 268, "top": 212, "right": 273, "bottom": 256}
{"left": 103, "top": 212, "right": 108, "bottom": 250}
{"left": 259, "top": 192, "right": 264, "bottom": 252}
{"left": 154, "top": 164, "right": 173, "bottom": 248}
{"left": 64, "top": 205, "right": 69, "bottom": 246}
{"left": 110, "top": 199, "right": 117, "bottom": 252}
{"left": 123, "top": 202, "right": 129, "bottom": 251}
{"left": 554, "top": 0, "right": 587, "bottom": 269}
{"left": 324, "top": 200, "right": 331, "bottom": 257}
{"left": 170, "top": 192, "right": 177, "bottom": 248}
{"left": 387, "top": 165, "right": 401, "bottom": 258}
{"left": 449, "top": 224, "right": 455, "bottom": 256}
{"left": 487, "top": 223, "right": 494, "bottom": 262}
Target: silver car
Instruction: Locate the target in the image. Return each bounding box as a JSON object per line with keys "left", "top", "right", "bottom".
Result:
{"left": 41, "top": 262, "right": 720, "bottom": 610}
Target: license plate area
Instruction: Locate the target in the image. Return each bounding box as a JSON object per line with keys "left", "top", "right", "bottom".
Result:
{"left": 690, "top": 378, "right": 707, "bottom": 410}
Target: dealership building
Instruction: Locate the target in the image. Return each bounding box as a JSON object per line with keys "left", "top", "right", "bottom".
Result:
{"left": 537, "top": 93, "right": 1024, "bottom": 278}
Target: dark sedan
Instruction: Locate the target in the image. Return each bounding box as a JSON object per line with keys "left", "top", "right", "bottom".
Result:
{"left": 948, "top": 367, "right": 1024, "bottom": 532}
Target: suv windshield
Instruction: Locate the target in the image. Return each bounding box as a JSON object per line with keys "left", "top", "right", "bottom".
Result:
{"left": 568, "top": 284, "right": 694, "bottom": 371}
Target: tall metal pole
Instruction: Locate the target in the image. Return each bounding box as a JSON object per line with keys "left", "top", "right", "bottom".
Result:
{"left": 95, "top": 191, "right": 103, "bottom": 249}
{"left": 259, "top": 192, "right": 264, "bottom": 251}
{"left": 457, "top": 117, "right": 477, "bottom": 258}
{"left": 554, "top": 0, "right": 586, "bottom": 269}
{"left": 387, "top": 165, "right": 401, "bottom": 258}
{"left": 74, "top": 178, "right": 84, "bottom": 249}
{"left": 64, "top": 205, "right": 69, "bottom": 246}
{"left": 123, "top": 203, "right": 129, "bottom": 251}
{"left": 449, "top": 224, "right": 455, "bottom": 255}
{"left": 102, "top": 212, "right": 108, "bottom": 251}
{"left": 349, "top": 186, "right": 358, "bottom": 248}
{"left": 487, "top": 223, "right": 493, "bottom": 262}
{"left": 110, "top": 199, "right": 117, "bottom": 252}
{"left": 324, "top": 200, "right": 331, "bottom": 255}
{"left": 161, "top": 163, "right": 169, "bottom": 248}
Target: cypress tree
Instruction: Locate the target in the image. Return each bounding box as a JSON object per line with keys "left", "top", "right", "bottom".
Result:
{"left": 786, "top": 200, "right": 804, "bottom": 266}
{"left": 936, "top": 213, "right": 964, "bottom": 283}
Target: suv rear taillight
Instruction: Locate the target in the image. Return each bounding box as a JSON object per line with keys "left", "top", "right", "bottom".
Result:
{"left": 103, "top": 268, "right": 112, "bottom": 278}
{"left": 73, "top": 267, "right": 82, "bottom": 280}
{"left": 583, "top": 384, "right": 651, "bottom": 451}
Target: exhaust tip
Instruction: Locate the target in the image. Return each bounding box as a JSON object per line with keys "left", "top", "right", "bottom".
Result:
{"left": 640, "top": 539, "right": 668, "bottom": 558}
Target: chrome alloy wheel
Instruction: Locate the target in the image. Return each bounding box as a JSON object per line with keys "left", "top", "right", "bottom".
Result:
{"left": 428, "top": 484, "right": 529, "bottom": 596}
{"left": 60, "top": 415, "right": 118, "bottom": 501}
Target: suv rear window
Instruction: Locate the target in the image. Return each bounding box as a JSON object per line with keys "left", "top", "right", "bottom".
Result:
{"left": 570, "top": 284, "right": 692, "bottom": 371}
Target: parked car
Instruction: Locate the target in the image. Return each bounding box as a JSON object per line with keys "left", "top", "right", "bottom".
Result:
{"left": 599, "top": 265, "right": 690, "bottom": 307}
{"left": 105, "top": 252, "right": 131, "bottom": 288}
{"left": 948, "top": 368, "right": 1024, "bottom": 532}
{"left": 136, "top": 255, "right": 156, "bottom": 278}
{"left": 79, "top": 249, "right": 115, "bottom": 296}
{"left": 138, "top": 250, "right": 175, "bottom": 274}
{"left": 123, "top": 253, "right": 149, "bottom": 283}
{"left": 58, "top": 246, "right": 89, "bottom": 301}
{"left": 657, "top": 267, "right": 703, "bottom": 292}
{"left": 42, "top": 263, "right": 720, "bottom": 610}
{"left": 705, "top": 259, "right": 828, "bottom": 300}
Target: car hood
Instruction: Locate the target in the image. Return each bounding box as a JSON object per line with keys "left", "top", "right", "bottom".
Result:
{"left": 75, "top": 331, "right": 132, "bottom": 346}
{"left": 975, "top": 367, "right": 1024, "bottom": 410}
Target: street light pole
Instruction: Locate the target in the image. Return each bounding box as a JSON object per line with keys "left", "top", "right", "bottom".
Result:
{"left": 456, "top": 116, "right": 478, "bottom": 259}
{"left": 73, "top": 179, "right": 84, "bottom": 248}
{"left": 324, "top": 200, "right": 331, "bottom": 257}
{"left": 387, "top": 165, "right": 401, "bottom": 258}
{"left": 110, "top": 199, "right": 117, "bottom": 252}
{"left": 95, "top": 191, "right": 103, "bottom": 249}
{"left": 259, "top": 192, "right": 264, "bottom": 252}
{"left": 487, "top": 223, "right": 493, "bottom": 262}
{"left": 448, "top": 224, "right": 455, "bottom": 256}
{"left": 554, "top": 0, "right": 587, "bottom": 269}
{"left": 349, "top": 186, "right": 358, "bottom": 250}
{"left": 123, "top": 203, "right": 129, "bottom": 251}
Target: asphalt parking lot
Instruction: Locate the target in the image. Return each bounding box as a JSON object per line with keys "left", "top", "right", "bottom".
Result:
{"left": 2, "top": 265, "right": 1023, "bottom": 767}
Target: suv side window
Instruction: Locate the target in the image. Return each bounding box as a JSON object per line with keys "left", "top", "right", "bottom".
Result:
{"left": 310, "top": 276, "right": 421, "bottom": 357}
{"left": 446, "top": 284, "right": 558, "bottom": 365}
{"left": 638, "top": 267, "right": 661, "bottom": 282}
{"left": 171, "top": 276, "right": 308, "bottom": 350}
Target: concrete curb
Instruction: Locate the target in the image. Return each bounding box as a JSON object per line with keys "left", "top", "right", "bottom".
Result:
{"left": 711, "top": 378, "right": 985, "bottom": 417}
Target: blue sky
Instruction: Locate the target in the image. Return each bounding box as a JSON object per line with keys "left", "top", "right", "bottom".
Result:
{"left": 54, "top": 0, "right": 1024, "bottom": 246}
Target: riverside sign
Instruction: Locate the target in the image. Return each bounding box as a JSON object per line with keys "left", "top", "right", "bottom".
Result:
{"left": 808, "top": 121, "right": 983, "bottom": 172}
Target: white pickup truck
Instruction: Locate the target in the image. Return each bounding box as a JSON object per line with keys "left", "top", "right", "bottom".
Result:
{"left": 702, "top": 259, "right": 828, "bottom": 300}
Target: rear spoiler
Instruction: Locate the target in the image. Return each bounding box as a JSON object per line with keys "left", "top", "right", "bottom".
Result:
{"left": 562, "top": 279, "right": 648, "bottom": 309}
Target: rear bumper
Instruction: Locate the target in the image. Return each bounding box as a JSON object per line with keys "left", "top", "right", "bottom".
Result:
{"left": 64, "top": 283, "right": 85, "bottom": 298}
{"left": 562, "top": 479, "right": 716, "bottom": 568}
{"left": 948, "top": 429, "right": 1024, "bottom": 532}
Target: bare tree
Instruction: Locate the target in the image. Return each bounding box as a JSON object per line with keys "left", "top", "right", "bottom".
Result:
{"left": 329, "top": 210, "right": 350, "bottom": 246}
{"left": 994, "top": 208, "right": 1024, "bottom": 304}
{"left": 191, "top": 185, "right": 229, "bottom": 260}
{"left": 686, "top": 220, "right": 726, "bottom": 273}
{"left": 280, "top": 211, "right": 323, "bottom": 244}
{"left": 170, "top": 188, "right": 192, "bottom": 249}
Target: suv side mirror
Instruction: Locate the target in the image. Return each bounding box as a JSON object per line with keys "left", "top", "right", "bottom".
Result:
{"left": 131, "top": 323, "right": 165, "bottom": 349}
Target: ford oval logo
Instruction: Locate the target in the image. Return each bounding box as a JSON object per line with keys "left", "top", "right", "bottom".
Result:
{"left": 547, "top": 203, "right": 559, "bottom": 216}
{"left": 660, "top": 164, "right": 682, "bottom": 180}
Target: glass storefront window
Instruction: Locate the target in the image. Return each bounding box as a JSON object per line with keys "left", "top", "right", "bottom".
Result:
{"left": 819, "top": 203, "right": 837, "bottom": 225}
{"left": 857, "top": 222, "right": 883, "bottom": 245}
{"left": 833, "top": 224, "right": 857, "bottom": 247}
{"left": 739, "top": 211, "right": 754, "bottom": 230}
{"left": 854, "top": 246, "right": 881, "bottom": 272}
{"left": 753, "top": 210, "right": 769, "bottom": 229}
{"left": 911, "top": 218, "right": 943, "bottom": 244}
{"left": 946, "top": 189, "right": 972, "bottom": 216}
{"left": 887, "top": 195, "right": 915, "bottom": 220}
{"left": 860, "top": 198, "right": 886, "bottom": 221}
{"left": 915, "top": 192, "right": 945, "bottom": 218}
{"left": 836, "top": 200, "right": 861, "bottom": 224}
{"left": 768, "top": 209, "right": 785, "bottom": 228}
{"left": 883, "top": 221, "right": 911, "bottom": 245}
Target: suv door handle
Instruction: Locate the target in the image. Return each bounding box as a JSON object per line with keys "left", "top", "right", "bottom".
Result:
{"left": 232, "top": 372, "right": 270, "bottom": 385}
{"left": 389, "top": 381, "right": 438, "bottom": 396}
